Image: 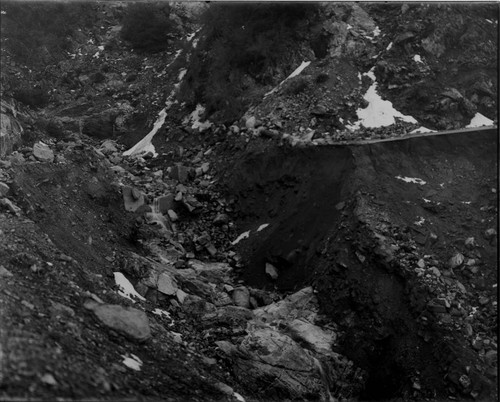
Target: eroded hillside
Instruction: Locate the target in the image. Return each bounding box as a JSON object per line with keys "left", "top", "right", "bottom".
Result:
{"left": 0, "top": 2, "right": 498, "bottom": 402}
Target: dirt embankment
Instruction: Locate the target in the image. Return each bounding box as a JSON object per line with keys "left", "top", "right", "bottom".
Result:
{"left": 225, "top": 128, "right": 498, "bottom": 401}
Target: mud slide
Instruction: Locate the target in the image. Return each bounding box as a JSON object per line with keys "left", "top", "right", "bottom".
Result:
{"left": 226, "top": 127, "right": 498, "bottom": 400}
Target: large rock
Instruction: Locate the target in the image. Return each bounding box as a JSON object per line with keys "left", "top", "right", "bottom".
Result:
{"left": 88, "top": 303, "right": 151, "bottom": 342}
{"left": 287, "top": 318, "right": 336, "bottom": 353}
{"left": 217, "top": 328, "right": 324, "bottom": 398}
{"left": 232, "top": 286, "right": 251, "bottom": 308}
{"left": 170, "top": 165, "right": 189, "bottom": 183}
{"left": 122, "top": 186, "right": 145, "bottom": 212}
{"left": 33, "top": 142, "right": 54, "bottom": 162}
{"left": 253, "top": 286, "right": 319, "bottom": 324}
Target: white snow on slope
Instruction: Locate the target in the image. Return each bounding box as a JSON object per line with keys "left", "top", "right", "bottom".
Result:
{"left": 232, "top": 231, "right": 250, "bottom": 245}
{"left": 183, "top": 104, "right": 212, "bottom": 131}
{"left": 123, "top": 108, "right": 167, "bottom": 157}
{"left": 395, "top": 176, "right": 426, "bottom": 185}
{"left": 257, "top": 223, "right": 269, "bottom": 232}
{"left": 466, "top": 113, "right": 494, "bottom": 128}
{"left": 114, "top": 272, "right": 146, "bottom": 302}
{"left": 410, "top": 126, "right": 434, "bottom": 134}
{"left": 347, "top": 68, "right": 417, "bottom": 130}
{"left": 413, "top": 54, "right": 423, "bottom": 63}
{"left": 265, "top": 61, "right": 311, "bottom": 97}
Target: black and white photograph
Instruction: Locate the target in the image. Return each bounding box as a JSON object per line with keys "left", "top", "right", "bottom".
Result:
{"left": 0, "top": 1, "right": 498, "bottom": 401}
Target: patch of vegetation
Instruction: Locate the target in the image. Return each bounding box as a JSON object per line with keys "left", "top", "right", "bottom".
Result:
{"left": 1, "top": 2, "right": 97, "bottom": 66}
{"left": 179, "top": 2, "right": 319, "bottom": 123}
{"left": 120, "top": 2, "right": 178, "bottom": 53}
{"left": 282, "top": 76, "right": 310, "bottom": 96}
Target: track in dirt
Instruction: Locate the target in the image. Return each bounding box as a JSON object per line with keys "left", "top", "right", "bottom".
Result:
{"left": 226, "top": 126, "right": 498, "bottom": 400}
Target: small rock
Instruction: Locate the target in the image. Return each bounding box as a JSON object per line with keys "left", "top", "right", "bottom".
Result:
{"left": 265, "top": 262, "right": 279, "bottom": 280}
{"left": 0, "top": 265, "right": 13, "bottom": 277}
{"left": 40, "top": 373, "right": 57, "bottom": 386}
{"left": 213, "top": 213, "right": 229, "bottom": 226}
{"left": 167, "top": 209, "right": 178, "bottom": 222}
{"left": 157, "top": 272, "right": 178, "bottom": 296}
{"left": 245, "top": 116, "right": 256, "bottom": 130}
{"left": 0, "top": 198, "right": 21, "bottom": 215}
{"left": 429, "top": 267, "right": 441, "bottom": 277}
{"left": 176, "top": 289, "right": 188, "bottom": 304}
{"left": 156, "top": 193, "right": 175, "bottom": 214}
{"left": 484, "top": 228, "right": 497, "bottom": 240}
{"left": 201, "top": 162, "right": 210, "bottom": 173}
{"left": 122, "top": 186, "right": 145, "bottom": 212}
{"left": 33, "top": 142, "right": 54, "bottom": 162}
{"left": 448, "top": 253, "right": 464, "bottom": 269}
{"left": 205, "top": 243, "right": 217, "bottom": 256}
{"left": 232, "top": 287, "right": 251, "bottom": 308}
{"left": 464, "top": 237, "right": 477, "bottom": 249}
{"left": 0, "top": 182, "right": 9, "bottom": 197}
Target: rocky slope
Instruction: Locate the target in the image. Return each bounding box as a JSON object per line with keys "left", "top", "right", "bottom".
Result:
{"left": 0, "top": 2, "right": 498, "bottom": 402}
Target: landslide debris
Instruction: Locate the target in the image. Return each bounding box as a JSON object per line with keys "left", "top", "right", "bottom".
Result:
{"left": 0, "top": 1, "right": 497, "bottom": 402}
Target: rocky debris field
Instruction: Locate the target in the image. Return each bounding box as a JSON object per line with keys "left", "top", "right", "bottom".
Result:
{"left": 0, "top": 1, "right": 498, "bottom": 402}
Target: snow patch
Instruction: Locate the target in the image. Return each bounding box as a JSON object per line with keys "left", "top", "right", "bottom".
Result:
{"left": 183, "top": 104, "right": 212, "bottom": 132}
{"left": 178, "top": 68, "right": 187, "bottom": 81}
{"left": 257, "top": 223, "right": 269, "bottom": 232}
{"left": 466, "top": 113, "right": 494, "bottom": 128}
{"left": 98, "top": 45, "right": 104, "bottom": 51}
{"left": 414, "top": 217, "right": 425, "bottom": 226}
{"left": 92, "top": 51, "right": 100, "bottom": 59}
{"left": 395, "top": 176, "right": 426, "bottom": 185}
{"left": 373, "top": 26, "right": 381, "bottom": 37}
{"left": 123, "top": 108, "right": 167, "bottom": 157}
{"left": 265, "top": 61, "right": 311, "bottom": 97}
{"left": 192, "top": 38, "right": 199, "bottom": 48}
{"left": 114, "top": 272, "right": 146, "bottom": 302}
{"left": 152, "top": 308, "right": 171, "bottom": 318}
{"left": 410, "top": 126, "right": 434, "bottom": 134}
{"left": 121, "top": 354, "right": 143, "bottom": 371}
{"left": 413, "top": 54, "right": 423, "bottom": 63}
{"left": 1, "top": 10, "right": 7, "bottom": 14}
{"left": 234, "top": 392, "right": 246, "bottom": 402}
{"left": 186, "top": 32, "right": 196, "bottom": 41}
{"left": 386, "top": 42, "right": 393, "bottom": 51}
{"left": 347, "top": 81, "right": 417, "bottom": 129}
{"left": 232, "top": 231, "right": 250, "bottom": 245}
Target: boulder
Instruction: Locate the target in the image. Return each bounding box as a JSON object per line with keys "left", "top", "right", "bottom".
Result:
{"left": 155, "top": 193, "right": 175, "bottom": 214}
{"left": 232, "top": 286, "right": 251, "bottom": 309}
{"left": 170, "top": 165, "right": 189, "bottom": 183}
{"left": 0, "top": 182, "right": 9, "bottom": 197}
{"left": 265, "top": 262, "right": 279, "bottom": 280}
{"left": 33, "top": 142, "right": 54, "bottom": 162}
{"left": 217, "top": 327, "right": 323, "bottom": 398}
{"left": 254, "top": 287, "right": 318, "bottom": 324}
{"left": 122, "top": 186, "right": 145, "bottom": 212}
{"left": 88, "top": 302, "right": 151, "bottom": 342}
{"left": 287, "top": 318, "right": 336, "bottom": 353}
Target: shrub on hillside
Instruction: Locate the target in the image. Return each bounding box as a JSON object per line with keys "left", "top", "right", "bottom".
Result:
{"left": 1, "top": 2, "right": 96, "bottom": 66}
{"left": 179, "top": 2, "right": 319, "bottom": 123}
{"left": 120, "top": 2, "right": 177, "bottom": 53}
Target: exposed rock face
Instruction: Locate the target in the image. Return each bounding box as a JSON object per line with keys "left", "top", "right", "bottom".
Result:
{"left": 0, "top": 99, "right": 24, "bottom": 158}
